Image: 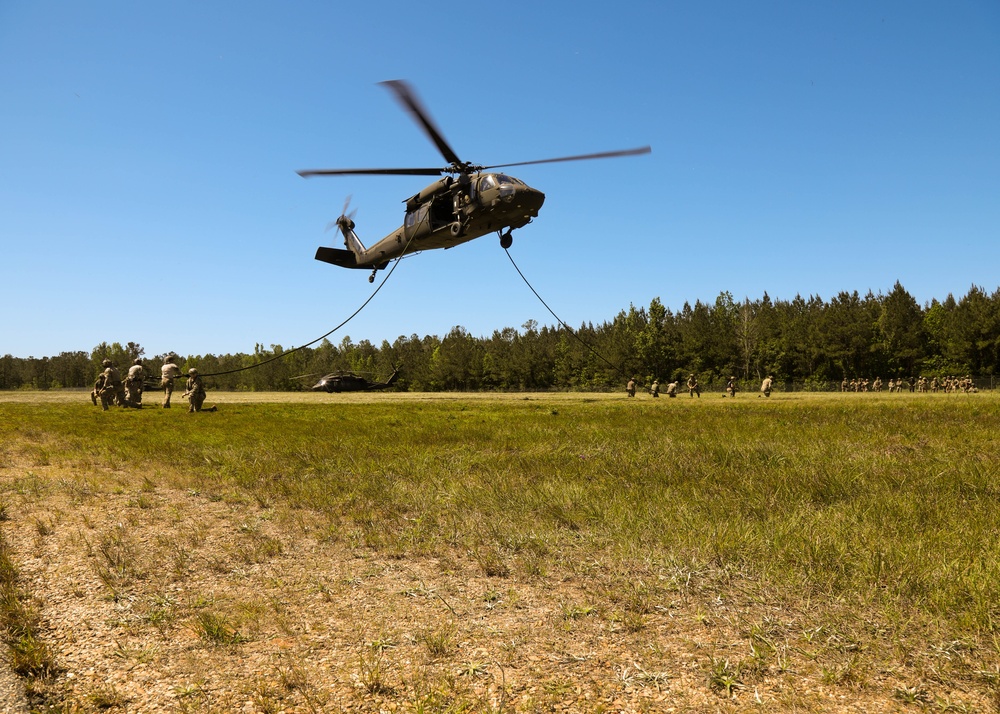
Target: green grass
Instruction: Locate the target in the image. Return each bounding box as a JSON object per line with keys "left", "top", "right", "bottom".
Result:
{"left": 1, "top": 393, "right": 999, "bottom": 706}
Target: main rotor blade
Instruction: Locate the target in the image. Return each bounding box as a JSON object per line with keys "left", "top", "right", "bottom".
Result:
{"left": 379, "top": 80, "right": 463, "bottom": 167}
{"left": 297, "top": 167, "right": 444, "bottom": 178}
{"left": 483, "top": 146, "right": 652, "bottom": 170}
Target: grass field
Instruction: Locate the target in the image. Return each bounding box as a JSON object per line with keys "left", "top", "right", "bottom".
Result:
{"left": 0, "top": 390, "right": 998, "bottom": 712}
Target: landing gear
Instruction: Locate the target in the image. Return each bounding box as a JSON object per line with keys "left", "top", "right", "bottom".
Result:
{"left": 499, "top": 230, "right": 513, "bottom": 250}
{"left": 368, "top": 268, "right": 377, "bottom": 283}
{"left": 449, "top": 221, "right": 463, "bottom": 237}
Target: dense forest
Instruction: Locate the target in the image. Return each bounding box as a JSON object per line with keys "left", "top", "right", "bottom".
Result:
{"left": 4, "top": 283, "right": 999, "bottom": 392}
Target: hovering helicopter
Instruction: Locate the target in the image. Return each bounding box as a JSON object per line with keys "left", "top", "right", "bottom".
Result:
{"left": 309, "top": 366, "right": 401, "bottom": 393}
{"left": 298, "top": 80, "right": 650, "bottom": 282}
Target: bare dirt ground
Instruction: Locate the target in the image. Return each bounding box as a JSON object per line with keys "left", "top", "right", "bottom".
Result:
{"left": 6, "top": 478, "right": 932, "bottom": 713}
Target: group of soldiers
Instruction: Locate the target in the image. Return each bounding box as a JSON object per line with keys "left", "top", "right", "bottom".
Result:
{"left": 627, "top": 374, "right": 773, "bottom": 398}
{"left": 90, "top": 354, "right": 215, "bottom": 412}
{"left": 840, "top": 375, "right": 977, "bottom": 394}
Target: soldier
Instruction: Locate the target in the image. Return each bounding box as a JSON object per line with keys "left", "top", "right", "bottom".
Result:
{"left": 666, "top": 380, "right": 679, "bottom": 397}
{"left": 626, "top": 377, "right": 636, "bottom": 398}
{"left": 760, "top": 375, "right": 773, "bottom": 397}
{"left": 90, "top": 372, "right": 106, "bottom": 407}
{"left": 726, "top": 376, "right": 737, "bottom": 397}
{"left": 687, "top": 374, "right": 700, "bottom": 398}
{"left": 841, "top": 377, "right": 848, "bottom": 392}
{"left": 125, "top": 358, "right": 145, "bottom": 408}
{"left": 161, "top": 355, "right": 182, "bottom": 408}
{"left": 650, "top": 379, "right": 660, "bottom": 398}
{"left": 184, "top": 368, "right": 216, "bottom": 413}
{"left": 99, "top": 359, "right": 125, "bottom": 409}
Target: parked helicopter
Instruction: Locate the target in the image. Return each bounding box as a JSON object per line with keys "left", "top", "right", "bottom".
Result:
{"left": 308, "top": 366, "right": 400, "bottom": 393}
{"left": 298, "top": 80, "right": 650, "bottom": 282}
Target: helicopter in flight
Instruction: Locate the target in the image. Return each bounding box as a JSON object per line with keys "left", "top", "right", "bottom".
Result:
{"left": 298, "top": 80, "right": 650, "bottom": 282}
{"left": 309, "top": 366, "right": 401, "bottom": 393}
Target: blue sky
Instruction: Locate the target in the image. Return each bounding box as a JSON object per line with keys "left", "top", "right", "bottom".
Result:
{"left": 2, "top": 1, "right": 997, "bottom": 359}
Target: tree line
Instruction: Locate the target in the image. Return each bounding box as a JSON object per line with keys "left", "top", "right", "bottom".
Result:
{"left": 4, "top": 282, "right": 998, "bottom": 392}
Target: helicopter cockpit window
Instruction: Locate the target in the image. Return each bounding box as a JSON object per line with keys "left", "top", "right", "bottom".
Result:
{"left": 479, "top": 175, "right": 498, "bottom": 192}
{"left": 495, "top": 174, "right": 521, "bottom": 186}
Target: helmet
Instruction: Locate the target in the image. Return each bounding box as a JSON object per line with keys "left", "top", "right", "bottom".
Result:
{"left": 134, "top": 358, "right": 142, "bottom": 365}
{"left": 102, "top": 359, "right": 111, "bottom": 367}
{"left": 188, "top": 368, "right": 198, "bottom": 375}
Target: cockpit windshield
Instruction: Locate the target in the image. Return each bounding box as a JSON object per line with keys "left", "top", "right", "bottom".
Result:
{"left": 495, "top": 174, "right": 524, "bottom": 186}
{"left": 479, "top": 174, "right": 524, "bottom": 192}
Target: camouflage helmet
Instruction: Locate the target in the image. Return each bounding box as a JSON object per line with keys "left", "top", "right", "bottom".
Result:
{"left": 134, "top": 358, "right": 143, "bottom": 365}
{"left": 188, "top": 368, "right": 198, "bottom": 375}
{"left": 102, "top": 359, "right": 111, "bottom": 367}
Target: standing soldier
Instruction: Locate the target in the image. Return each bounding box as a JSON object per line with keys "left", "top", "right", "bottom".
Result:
{"left": 726, "top": 376, "right": 737, "bottom": 397}
{"left": 760, "top": 375, "right": 773, "bottom": 397}
{"left": 687, "top": 374, "right": 700, "bottom": 398}
{"left": 841, "top": 377, "right": 848, "bottom": 392}
{"left": 161, "top": 354, "right": 182, "bottom": 408}
{"left": 184, "top": 368, "right": 216, "bottom": 412}
{"left": 650, "top": 379, "right": 660, "bottom": 398}
{"left": 125, "top": 358, "right": 145, "bottom": 408}
{"left": 626, "top": 377, "right": 636, "bottom": 398}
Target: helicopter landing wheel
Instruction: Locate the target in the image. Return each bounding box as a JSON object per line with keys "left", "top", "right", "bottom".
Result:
{"left": 499, "top": 231, "right": 513, "bottom": 249}
{"left": 449, "top": 221, "right": 463, "bottom": 237}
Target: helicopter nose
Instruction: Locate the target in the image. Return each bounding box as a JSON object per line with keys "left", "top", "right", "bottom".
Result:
{"left": 520, "top": 187, "right": 545, "bottom": 215}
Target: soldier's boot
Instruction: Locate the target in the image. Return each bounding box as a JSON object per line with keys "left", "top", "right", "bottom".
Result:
{"left": 91, "top": 392, "right": 97, "bottom": 406}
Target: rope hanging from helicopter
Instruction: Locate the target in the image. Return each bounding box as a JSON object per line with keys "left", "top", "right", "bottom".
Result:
{"left": 502, "top": 247, "right": 626, "bottom": 378}
{"left": 200, "top": 232, "right": 416, "bottom": 378}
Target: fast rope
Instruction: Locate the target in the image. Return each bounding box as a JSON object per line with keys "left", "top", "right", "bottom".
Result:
{"left": 201, "top": 235, "right": 415, "bottom": 378}
{"left": 503, "top": 247, "right": 625, "bottom": 378}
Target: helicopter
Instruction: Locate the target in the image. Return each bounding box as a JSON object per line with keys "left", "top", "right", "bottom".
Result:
{"left": 309, "top": 366, "right": 400, "bottom": 393}
{"left": 298, "top": 80, "right": 650, "bottom": 282}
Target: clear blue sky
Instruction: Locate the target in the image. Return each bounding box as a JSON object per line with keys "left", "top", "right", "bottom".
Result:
{"left": 2, "top": 1, "right": 997, "bottom": 359}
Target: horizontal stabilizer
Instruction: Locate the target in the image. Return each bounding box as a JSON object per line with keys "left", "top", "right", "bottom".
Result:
{"left": 315, "top": 246, "right": 365, "bottom": 269}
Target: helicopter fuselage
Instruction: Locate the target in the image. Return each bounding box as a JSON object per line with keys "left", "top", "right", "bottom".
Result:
{"left": 314, "top": 172, "right": 544, "bottom": 271}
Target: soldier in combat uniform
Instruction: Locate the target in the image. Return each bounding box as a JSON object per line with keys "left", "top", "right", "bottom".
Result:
{"left": 626, "top": 377, "right": 636, "bottom": 398}
{"left": 161, "top": 355, "right": 182, "bottom": 408}
{"left": 125, "top": 358, "right": 145, "bottom": 408}
{"left": 90, "top": 372, "right": 105, "bottom": 407}
{"left": 687, "top": 374, "right": 700, "bottom": 398}
{"left": 98, "top": 359, "right": 125, "bottom": 409}
{"left": 184, "top": 368, "right": 216, "bottom": 412}
{"left": 760, "top": 375, "right": 773, "bottom": 397}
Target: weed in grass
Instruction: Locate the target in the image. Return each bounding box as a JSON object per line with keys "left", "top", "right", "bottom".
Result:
{"left": 560, "top": 601, "right": 595, "bottom": 620}
{"left": 129, "top": 493, "right": 155, "bottom": 509}
{"left": 9, "top": 633, "right": 58, "bottom": 677}
{"left": 87, "top": 682, "right": 130, "bottom": 709}
{"left": 821, "top": 654, "right": 865, "bottom": 686}
{"left": 194, "top": 610, "right": 247, "bottom": 646}
{"left": 418, "top": 623, "right": 457, "bottom": 659}
{"left": 894, "top": 683, "right": 931, "bottom": 704}
{"left": 357, "top": 648, "right": 394, "bottom": 695}
{"left": 475, "top": 546, "right": 510, "bottom": 578}
{"left": 33, "top": 517, "right": 54, "bottom": 537}
{"left": 459, "top": 660, "right": 489, "bottom": 678}
{"left": 92, "top": 524, "right": 144, "bottom": 598}
{"left": 707, "top": 655, "right": 741, "bottom": 697}
{"left": 232, "top": 530, "right": 283, "bottom": 565}
{"left": 252, "top": 679, "right": 285, "bottom": 714}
